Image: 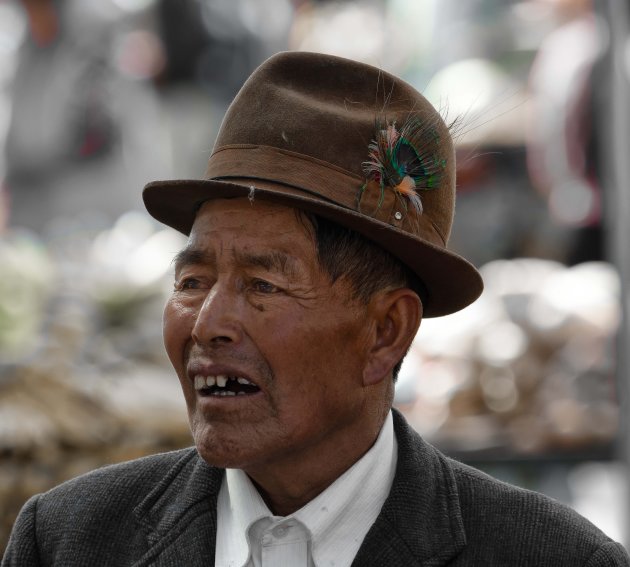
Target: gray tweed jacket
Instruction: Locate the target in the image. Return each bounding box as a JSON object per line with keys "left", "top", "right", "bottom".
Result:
{"left": 3, "top": 410, "right": 629, "bottom": 566}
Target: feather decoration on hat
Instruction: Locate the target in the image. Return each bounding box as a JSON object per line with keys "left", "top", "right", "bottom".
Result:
{"left": 361, "top": 117, "right": 446, "bottom": 215}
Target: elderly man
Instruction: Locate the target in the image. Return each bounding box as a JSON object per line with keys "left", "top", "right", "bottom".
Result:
{"left": 3, "top": 52, "right": 629, "bottom": 566}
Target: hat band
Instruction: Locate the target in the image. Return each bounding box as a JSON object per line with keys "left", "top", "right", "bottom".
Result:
{"left": 205, "top": 145, "right": 361, "bottom": 209}
{"left": 204, "top": 144, "right": 440, "bottom": 237}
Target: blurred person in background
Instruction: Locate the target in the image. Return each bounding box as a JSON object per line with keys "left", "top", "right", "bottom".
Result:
{"left": 3, "top": 51, "right": 629, "bottom": 567}
{"left": 527, "top": 0, "right": 604, "bottom": 264}
{"left": 4, "top": 0, "right": 169, "bottom": 233}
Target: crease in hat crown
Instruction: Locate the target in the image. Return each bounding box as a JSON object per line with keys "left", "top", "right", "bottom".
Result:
{"left": 143, "top": 50, "right": 483, "bottom": 317}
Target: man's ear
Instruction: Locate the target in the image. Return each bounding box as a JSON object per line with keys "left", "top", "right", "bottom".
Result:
{"left": 362, "top": 288, "right": 423, "bottom": 387}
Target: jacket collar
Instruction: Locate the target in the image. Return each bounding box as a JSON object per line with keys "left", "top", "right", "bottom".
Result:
{"left": 352, "top": 410, "right": 467, "bottom": 566}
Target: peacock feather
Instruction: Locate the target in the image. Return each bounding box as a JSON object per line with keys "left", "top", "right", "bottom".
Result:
{"left": 361, "top": 117, "right": 446, "bottom": 215}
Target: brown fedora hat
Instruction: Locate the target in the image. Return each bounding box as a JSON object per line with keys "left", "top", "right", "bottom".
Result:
{"left": 143, "top": 51, "right": 483, "bottom": 317}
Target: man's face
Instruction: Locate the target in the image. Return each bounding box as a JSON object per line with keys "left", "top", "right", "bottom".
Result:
{"left": 163, "top": 198, "right": 374, "bottom": 473}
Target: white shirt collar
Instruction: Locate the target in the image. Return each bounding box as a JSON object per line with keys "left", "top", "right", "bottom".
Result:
{"left": 215, "top": 411, "right": 397, "bottom": 567}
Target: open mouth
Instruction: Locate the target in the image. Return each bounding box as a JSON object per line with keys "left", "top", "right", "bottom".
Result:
{"left": 194, "top": 374, "right": 260, "bottom": 397}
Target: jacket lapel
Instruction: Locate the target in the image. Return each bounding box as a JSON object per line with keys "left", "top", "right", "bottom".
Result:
{"left": 131, "top": 449, "right": 224, "bottom": 567}
{"left": 352, "top": 410, "right": 467, "bottom": 567}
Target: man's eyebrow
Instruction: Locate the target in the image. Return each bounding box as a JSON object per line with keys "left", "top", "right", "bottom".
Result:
{"left": 172, "top": 247, "right": 299, "bottom": 276}
{"left": 172, "top": 247, "right": 215, "bottom": 274}
{"left": 234, "top": 249, "right": 298, "bottom": 276}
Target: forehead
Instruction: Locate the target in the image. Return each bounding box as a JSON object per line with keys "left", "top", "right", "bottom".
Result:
{"left": 189, "top": 197, "right": 315, "bottom": 256}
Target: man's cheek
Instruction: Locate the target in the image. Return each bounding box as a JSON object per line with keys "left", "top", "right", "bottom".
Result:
{"left": 162, "top": 299, "right": 193, "bottom": 366}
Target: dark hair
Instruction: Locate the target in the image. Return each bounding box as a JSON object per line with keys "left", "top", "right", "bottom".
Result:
{"left": 300, "top": 211, "right": 427, "bottom": 381}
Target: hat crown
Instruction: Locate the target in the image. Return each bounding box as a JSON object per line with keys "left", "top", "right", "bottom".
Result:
{"left": 210, "top": 51, "right": 456, "bottom": 245}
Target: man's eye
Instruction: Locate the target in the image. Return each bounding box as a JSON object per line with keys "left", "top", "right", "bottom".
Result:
{"left": 174, "top": 277, "right": 202, "bottom": 291}
{"left": 251, "top": 279, "right": 278, "bottom": 294}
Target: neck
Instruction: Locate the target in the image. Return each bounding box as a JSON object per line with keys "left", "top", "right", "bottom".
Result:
{"left": 245, "top": 409, "right": 389, "bottom": 516}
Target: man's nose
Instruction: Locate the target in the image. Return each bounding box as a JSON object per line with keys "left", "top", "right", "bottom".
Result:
{"left": 191, "top": 283, "right": 243, "bottom": 345}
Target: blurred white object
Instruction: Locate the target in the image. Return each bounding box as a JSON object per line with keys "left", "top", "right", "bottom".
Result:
{"left": 568, "top": 462, "right": 628, "bottom": 545}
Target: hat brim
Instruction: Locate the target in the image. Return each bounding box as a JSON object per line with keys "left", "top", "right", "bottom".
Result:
{"left": 143, "top": 178, "right": 483, "bottom": 318}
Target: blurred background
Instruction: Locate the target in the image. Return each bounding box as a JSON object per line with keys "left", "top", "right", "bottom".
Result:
{"left": 0, "top": 0, "right": 629, "bottom": 553}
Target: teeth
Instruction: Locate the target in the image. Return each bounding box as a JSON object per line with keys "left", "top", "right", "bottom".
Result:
{"left": 194, "top": 374, "right": 256, "bottom": 392}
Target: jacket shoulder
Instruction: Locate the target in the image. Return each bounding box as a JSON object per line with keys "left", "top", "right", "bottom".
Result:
{"left": 390, "top": 410, "right": 629, "bottom": 566}
{"left": 40, "top": 447, "right": 199, "bottom": 512}
{"left": 449, "top": 457, "right": 629, "bottom": 565}
{"left": 2, "top": 448, "right": 202, "bottom": 567}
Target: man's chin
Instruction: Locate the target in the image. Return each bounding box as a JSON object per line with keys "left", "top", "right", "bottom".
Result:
{"left": 196, "top": 448, "right": 245, "bottom": 470}
{"left": 192, "top": 430, "right": 257, "bottom": 470}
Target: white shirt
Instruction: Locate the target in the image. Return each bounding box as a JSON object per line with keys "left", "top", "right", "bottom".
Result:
{"left": 215, "top": 411, "right": 397, "bottom": 567}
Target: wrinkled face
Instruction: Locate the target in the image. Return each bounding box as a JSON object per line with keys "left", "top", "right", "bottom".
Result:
{"left": 163, "top": 198, "right": 373, "bottom": 471}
